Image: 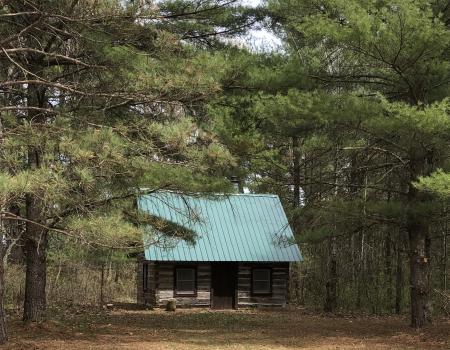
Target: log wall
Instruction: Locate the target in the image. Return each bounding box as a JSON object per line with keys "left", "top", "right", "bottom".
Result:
{"left": 156, "top": 262, "right": 211, "bottom": 307}
{"left": 237, "top": 263, "right": 289, "bottom": 307}
{"left": 137, "top": 261, "right": 290, "bottom": 308}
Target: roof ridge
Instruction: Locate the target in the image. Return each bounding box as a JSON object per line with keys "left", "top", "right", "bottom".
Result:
{"left": 141, "top": 189, "right": 279, "bottom": 198}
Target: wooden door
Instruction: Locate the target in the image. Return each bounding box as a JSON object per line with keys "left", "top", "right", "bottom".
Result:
{"left": 211, "top": 263, "right": 237, "bottom": 309}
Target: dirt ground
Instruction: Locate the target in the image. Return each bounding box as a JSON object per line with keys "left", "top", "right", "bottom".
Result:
{"left": 4, "top": 306, "right": 450, "bottom": 350}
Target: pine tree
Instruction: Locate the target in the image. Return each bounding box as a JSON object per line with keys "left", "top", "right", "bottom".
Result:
{"left": 0, "top": 0, "right": 254, "bottom": 342}
{"left": 266, "top": 0, "right": 450, "bottom": 327}
{"left": 211, "top": 0, "right": 450, "bottom": 327}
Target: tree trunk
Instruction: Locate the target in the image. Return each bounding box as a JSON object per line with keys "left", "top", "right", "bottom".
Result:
{"left": 325, "top": 148, "right": 339, "bottom": 313}
{"left": 23, "top": 151, "right": 48, "bottom": 322}
{"left": 100, "top": 263, "right": 105, "bottom": 306}
{"left": 23, "top": 82, "right": 49, "bottom": 323}
{"left": 407, "top": 156, "right": 431, "bottom": 328}
{"left": 0, "top": 236, "right": 8, "bottom": 344}
{"left": 292, "top": 136, "right": 301, "bottom": 208}
{"left": 324, "top": 242, "right": 337, "bottom": 313}
{"left": 23, "top": 214, "right": 48, "bottom": 323}
{"left": 325, "top": 273, "right": 337, "bottom": 313}
{"left": 115, "top": 267, "right": 120, "bottom": 284}
{"left": 385, "top": 234, "right": 393, "bottom": 311}
{"left": 408, "top": 220, "right": 429, "bottom": 328}
{"left": 0, "top": 115, "right": 7, "bottom": 343}
{"left": 443, "top": 220, "right": 447, "bottom": 291}
{"left": 395, "top": 244, "right": 403, "bottom": 314}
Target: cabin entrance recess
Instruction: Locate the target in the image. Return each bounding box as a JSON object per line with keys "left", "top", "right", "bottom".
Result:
{"left": 211, "top": 263, "right": 237, "bottom": 309}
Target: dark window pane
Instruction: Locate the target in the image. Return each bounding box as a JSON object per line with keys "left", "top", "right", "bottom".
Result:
{"left": 177, "top": 268, "right": 195, "bottom": 281}
{"left": 253, "top": 269, "right": 271, "bottom": 294}
{"left": 177, "top": 281, "right": 195, "bottom": 292}
{"left": 176, "top": 268, "right": 195, "bottom": 294}
{"left": 253, "top": 269, "right": 270, "bottom": 281}
{"left": 253, "top": 281, "right": 270, "bottom": 293}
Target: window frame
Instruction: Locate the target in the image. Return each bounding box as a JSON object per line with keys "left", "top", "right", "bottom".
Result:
{"left": 251, "top": 267, "right": 272, "bottom": 296}
{"left": 174, "top": 265, "right": 197, "bottom": 297}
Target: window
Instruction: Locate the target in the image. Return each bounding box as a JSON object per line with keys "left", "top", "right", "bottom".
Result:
{"left": 143, "top": 263, "right": 149, "bottom": 291}
{"left": 175, "top": 267, "right": 196, "bottom": 295}
{"left": 252, "top": 268, "right": 271, "bottom": 295}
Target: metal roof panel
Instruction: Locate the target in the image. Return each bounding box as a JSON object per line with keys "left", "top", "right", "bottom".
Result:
{"left": 139, "top": 192, "right": 302, "bottom": 262}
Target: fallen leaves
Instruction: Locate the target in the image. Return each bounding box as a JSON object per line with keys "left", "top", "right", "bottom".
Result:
{"left": 5, "top": 307, "right": 450, "bottom": 350}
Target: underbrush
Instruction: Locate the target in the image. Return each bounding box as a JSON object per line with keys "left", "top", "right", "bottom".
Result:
{"left": 5, "top": 262, "right": 136, "bottom": 312}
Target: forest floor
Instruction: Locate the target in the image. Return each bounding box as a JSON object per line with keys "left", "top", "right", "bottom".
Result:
{"left": 5, "top": 305, "right": 450, "bottom": 350}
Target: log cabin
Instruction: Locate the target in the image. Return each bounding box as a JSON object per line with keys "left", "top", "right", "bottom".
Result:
{"left": 136, "top": 191, "right": 302, "bottom": 309}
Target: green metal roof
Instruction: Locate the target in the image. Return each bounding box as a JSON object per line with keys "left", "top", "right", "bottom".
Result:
{"left": 138, "top": 191, "right": 302, "bottom": 262}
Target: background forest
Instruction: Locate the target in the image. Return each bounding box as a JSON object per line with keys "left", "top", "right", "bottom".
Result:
{"left": 1, "top": 0, "right": 449, "bottom": 345}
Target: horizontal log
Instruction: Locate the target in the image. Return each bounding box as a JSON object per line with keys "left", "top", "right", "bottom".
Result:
{"left": 158, "top": 298, "right": 210, "bottom": 305}
{"left": 198, "top": 268, "right": 211, "bottom": 272}
{"left": 157, "top": 271, "right": 174, "bottom": 276}
{"left": 237, "top": 293, "right": 286, "bottom": 299}
{"left": 238, "top": 302, "right": 286, "bottom": 308}
{"left": 198, "top": 276, "right": 211, "bottom": 280}
{"left": 238, "top": 299, "right": 286, "bottom": 305}
{"left": 197, "top": 285, "right": 211, "bottom": 290}
{"left": 155, "top": 267, "right": 174, "bottom": 273}
{"left": 237, "top": 279, "right": 250, "bottom": 284}
{"left": 238, "top": 283, "right": 286, "bottom": 289}
{"left": 158, "top": 289, "right": 173, "bottom": 294}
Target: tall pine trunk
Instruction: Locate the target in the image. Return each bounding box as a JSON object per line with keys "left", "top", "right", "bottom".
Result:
{"left": 100, "top": 263, "right": 105, "bottom": 306}
{"left": 324, "top": 240, "right": 337, "bottom": 313}
{"left": 0, "top": 110, "right": 7, "bottom": 343}
{"left": 395, "top": 244, "right": 403, "bottom": 314}
{"left": 0, "top": 231, "right": 8, "bottom": 344}
{"left": 408, "top": 219, "right": 429, "bottom": 327}
{"left": 23, "top": 193, "right": 48, "bottom": 323}
{"left": 23, "top": 83, "right": 48, "bottom": 323}
{"left": 385, "top": 235, "right": 393, "bottom": 311}
{"left": 325, "top": 148, "right": 338, "bottom": 313}
{"left": 292, "top": 136, "right": 301, "bottom": 208}
{"left": 407, "top": 156, "right": 431, "bottom": 328}
{"left": 443, "top": 219, "right": 448, "bottom": 291}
